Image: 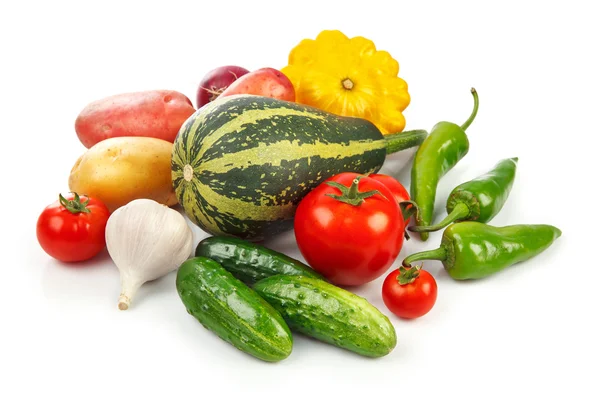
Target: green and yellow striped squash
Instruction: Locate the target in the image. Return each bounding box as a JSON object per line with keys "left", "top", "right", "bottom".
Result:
{"left": 171, "top": 95, "right": 425, "bottom": 240}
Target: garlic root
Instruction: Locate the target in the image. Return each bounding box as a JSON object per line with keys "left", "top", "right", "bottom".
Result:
{"left": 118, "top": 295, "right": 131, "bottom": 311}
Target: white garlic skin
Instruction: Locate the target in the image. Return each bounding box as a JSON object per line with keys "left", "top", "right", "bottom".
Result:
{"left": 105, "top": 199, "right": 194, "bottom": 310}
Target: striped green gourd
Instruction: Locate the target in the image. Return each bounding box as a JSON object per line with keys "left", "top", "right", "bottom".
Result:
{"left": 172, "top": 95, "right": 426, "bottom": 240}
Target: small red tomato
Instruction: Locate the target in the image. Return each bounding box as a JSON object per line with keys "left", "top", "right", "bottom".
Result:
{"left": 382, "top": 266, "right": 438, "bottom": 319}
{"left": 369, "top": 173, "right": 412, "bottom": 226}
{"left": 36, "top": 193, "right": 110, "bottom": 262}
{"left": 294, "top": 172, "right": 404, "bottom": 286}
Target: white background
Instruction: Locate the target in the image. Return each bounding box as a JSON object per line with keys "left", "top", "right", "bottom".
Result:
{"left": 1, "top": 1, "right": 598, "bottom": 410}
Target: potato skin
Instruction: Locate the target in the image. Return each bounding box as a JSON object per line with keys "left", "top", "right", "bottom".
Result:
{"left": 218, "top": 68, "right": 295, "bottom": 102}
{"left": 75, "top": 90, "right": 196, "bottom": 148}
{"left": 68, "top": 137, "right": 177, "bottom": 213}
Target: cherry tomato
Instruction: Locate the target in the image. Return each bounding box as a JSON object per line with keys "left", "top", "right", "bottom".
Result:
{"left": 294, "top": 172, "right": 404, "bottom": 286}
{"left": 382, "top": 266, "right": 438, "bottom": 319}
{"left": 369, "top": 173, "right": 412, "bottom": 226}
{"left": 36, "top": 193, "right": 110, "bottom": 262}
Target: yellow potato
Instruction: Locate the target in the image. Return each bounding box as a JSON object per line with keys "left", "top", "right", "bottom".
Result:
{"left": 69, "top": 137, "right": 177, "bottom": 213}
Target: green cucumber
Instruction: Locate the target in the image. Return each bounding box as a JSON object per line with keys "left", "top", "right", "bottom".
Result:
{"left": 253, "top": 275, "right": 397, "bottom": 358}
{"left": 195, "top": 236, "right": 325, "bottom": 285}
{"left": 171, "top": 94, "right": 427, "bottom": 240}
{"left": 176, "top": 257, "right": 293, "bottom": 362}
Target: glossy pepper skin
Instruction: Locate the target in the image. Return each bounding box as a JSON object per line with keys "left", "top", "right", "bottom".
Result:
{"left": 410, "top": 157, "right": 518, "bottom": 233}
{"left": 402, "top": 222, "right": 562, "bottom": 280}
{"left": 410, "top": 88, "right": 479, "bottom": 240}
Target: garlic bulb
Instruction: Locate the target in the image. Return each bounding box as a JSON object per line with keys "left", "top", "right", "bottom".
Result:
{"left": 105, "top": 199, "right": 194, "bottom": 310}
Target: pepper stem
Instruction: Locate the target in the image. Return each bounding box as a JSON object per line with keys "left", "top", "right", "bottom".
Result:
{"left": 402, "top": 247, "right": 447, "bottom": 267}
{"left": 59, "top": 192, "right": 91, "bottom": 214}
{"left": 409, "top": 202, "right": 470, "bottom": 233}
{"left": 383, "top": 129, "right": 428, "bottom": 154}
{"left": 460, "top": 88, "right": 479, "bottom": 131}
{"left": 325, "top": 177, "right": 382, "bottom": 206}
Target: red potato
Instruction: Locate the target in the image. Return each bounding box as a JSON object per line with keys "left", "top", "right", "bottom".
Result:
{"left": 75, "top": 90, "right": 196, "bottom": 148}
{"left": 218, "top": 68, "right": 295, "bottom": 102}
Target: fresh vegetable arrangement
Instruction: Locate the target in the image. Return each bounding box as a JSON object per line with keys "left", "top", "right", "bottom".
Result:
{"left": 37, "top": 29, "right": 561, "bottom": 362}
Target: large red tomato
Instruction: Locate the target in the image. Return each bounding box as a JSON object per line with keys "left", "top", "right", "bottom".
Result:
{"left": 294, "top": 172, "right": 404, "bottom": 286}
{"left": 36, "top": 193, "right": 110, "bottom": 262}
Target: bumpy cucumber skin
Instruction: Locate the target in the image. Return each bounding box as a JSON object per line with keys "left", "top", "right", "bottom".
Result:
{"left": 176, "top": 257, "right": 293, "bottom": 362}
{"left": 195, "top": 236, "right": 325, "bottom": 284}
{"left": 253, "top": 275, "right": 397, "bottom": 358}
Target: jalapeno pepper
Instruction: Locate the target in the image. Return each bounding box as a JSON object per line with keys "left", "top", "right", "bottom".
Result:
{"left": 409, "top": 157, "right": 518, "bottom": 234}
{"left": 402, "top": 222, "right": 562, "bottom": 280}
{"left": 410, "top": 88, "right": 479, "bottom": 240}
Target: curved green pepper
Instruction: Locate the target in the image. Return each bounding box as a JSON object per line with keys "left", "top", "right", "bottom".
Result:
{"left": 402, "top": 222, "right": 562, "bottom": 280}
{"left": 411, "top": 88, "right": 479, "bottom": 241}
{"left": 410, "top": 157, "right": 518, "bottom": 233}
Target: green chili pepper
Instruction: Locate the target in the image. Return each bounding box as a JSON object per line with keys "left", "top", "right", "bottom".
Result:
{"left": 409, "top": 157, "right": 518, "bottom": 234}
{"left": 402, "top": 222, "right": 561, "bottom": 280}
{"left": 410, "top": 88, "right": 479, "bottom": 241}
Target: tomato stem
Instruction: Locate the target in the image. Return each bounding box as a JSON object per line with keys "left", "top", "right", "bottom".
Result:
{"left": 59, "top": 192, "right": 91, "bottom": 214}
{"left": 348, "top": 178, "right": 360, "bottom": 198}
{"left": 398, "top": 200, "right": 419, "bottom": 241}
{"left": 399, "top": 200, "right": 418, "bottom": 223}
{"left": 397, "top": 265, "right": 421, "bottom": 285}
{"left": 325, "top": 177, "right": 382, "bottom": 206}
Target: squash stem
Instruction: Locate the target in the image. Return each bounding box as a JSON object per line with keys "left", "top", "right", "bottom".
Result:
{"left": 383, "top": 129, "right": 428, "bottom": 155}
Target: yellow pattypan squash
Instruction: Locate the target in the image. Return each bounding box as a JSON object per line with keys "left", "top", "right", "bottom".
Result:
{"left": 282, "top": 30, "right": 411, "bottom": 135}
